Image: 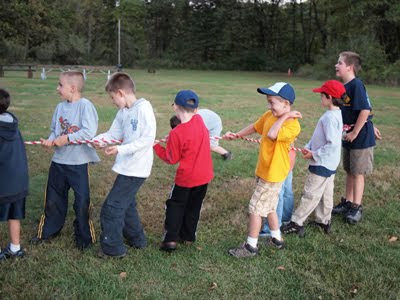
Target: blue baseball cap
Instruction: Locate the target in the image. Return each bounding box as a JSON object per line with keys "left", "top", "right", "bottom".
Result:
{"left": 174, "top": 90, "right": 199, "bottom": 108}
{"left": 257, "top": 82, "right": 296, "bottom": 104}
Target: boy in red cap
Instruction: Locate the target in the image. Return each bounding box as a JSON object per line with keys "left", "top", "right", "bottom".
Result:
{"left": 281, "top": 80, "right": 345, "bottom": 236}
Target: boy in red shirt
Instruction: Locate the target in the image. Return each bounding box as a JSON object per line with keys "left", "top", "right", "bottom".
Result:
{"left": 153, "top": 90, "right": 214, "bottom": 251}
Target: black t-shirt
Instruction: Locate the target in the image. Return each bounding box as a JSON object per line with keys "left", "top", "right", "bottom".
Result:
{"left": 341, "top": 78, "right": 376, "bottom": 149}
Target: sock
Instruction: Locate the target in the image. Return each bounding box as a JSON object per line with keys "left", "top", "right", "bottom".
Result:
{"left": 270, "top": 230, "right": 282, "bottom": 241}
{"left": 10, "top": 243, "right": 20, "bottom": 253}
{"left": 246, "top": 236, "right": 258, "bottom": 248}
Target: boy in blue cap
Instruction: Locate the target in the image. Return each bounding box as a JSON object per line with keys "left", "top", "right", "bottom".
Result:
{"left": 154, "top": 90, "right": 214, "bottom": 252}
{"left": 224, "top": 82, "right": 301, "bottom": 258}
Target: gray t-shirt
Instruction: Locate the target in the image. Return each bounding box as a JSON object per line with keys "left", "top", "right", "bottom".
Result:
{"left": 49, "top": 98, "right": 100, "bottom": 165}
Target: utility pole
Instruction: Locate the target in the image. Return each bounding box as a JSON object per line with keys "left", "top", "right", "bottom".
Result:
{"left": 116, "top": 0, "right": 122, "bottom": 71}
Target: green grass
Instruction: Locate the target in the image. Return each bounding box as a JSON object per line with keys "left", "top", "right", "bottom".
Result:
{"left": 1, "top": 70, "right": 400, "bottom": 299}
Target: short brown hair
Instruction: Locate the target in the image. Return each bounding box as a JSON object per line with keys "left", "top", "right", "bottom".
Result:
{"left": 340, "top": 51, "right": 362, "bottom": 75}
{"left": 60, "top": 71, "right": 85, "bottom": 92}
{"left": 0, "top": 89, "right": 10, "bottom": 114}
{"left": 105, "top": 72, "right": 136, "bottom": 93}
{"left": 175, "top": 99, "right": 197, "bottom": 113}
{"left": 321, "top": 92, "right": 346, "bottom": 107}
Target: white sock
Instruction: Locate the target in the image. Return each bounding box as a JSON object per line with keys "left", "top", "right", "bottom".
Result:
{"left": 246, "top": 236, "right": 258, "bottom": 248}
{"left": 10, "top": 243, "right": 20, "bottom": 253}
{"left": 270, "top": 230, "right": 282, "bottom": 241}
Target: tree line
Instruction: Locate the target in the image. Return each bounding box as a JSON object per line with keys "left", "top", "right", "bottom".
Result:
{"left": 1, "top": 0, "right": 399, "bottom": 84}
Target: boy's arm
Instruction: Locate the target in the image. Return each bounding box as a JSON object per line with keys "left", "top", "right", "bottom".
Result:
{"left": 93, "top": 111, "right": 124, "bottom": 147}
{"left": 153, "top": 131, "right": 181, "bottom": 164}
{"left": 223, "top": 123, "right": 255, "bottom": 140}
{"left": 117, "top": 109, "right": 156, "bottom": 156}
{"left": 267, "top": 111, "right": 302, "bottom": 140}
{"left": 344, "top": 109, "right": 370, "bottom": 143}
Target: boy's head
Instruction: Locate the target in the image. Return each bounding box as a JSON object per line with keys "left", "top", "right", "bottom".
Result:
{"left": 57, "top": 71, "right": 85, "bottom": 100}
{"left": 173, "top": 90, "right": 199, "bottom": 113}
{"left": 105, "top": 72, "right": 136, "bottom": 94}
{"left": 0, "top": 89, "right": 10, "bottom": 114}
{"left": 257, "top": 82, "right": 295, "bottom": 117}
{"left": 312, "top": 80, "right": 346, "bottom": 107}
{"left": 336, "top": 51, "right": 361, "bottom": 78}
{"left": 170, "top": 115, "right": 181, "bottom": 129}
{"left": 105, "top": 72, "right": 136, "bottom": 108}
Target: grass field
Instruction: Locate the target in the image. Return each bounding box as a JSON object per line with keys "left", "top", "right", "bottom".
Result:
{"left": 1, "top": 70, "right": 399, "bottom": 299}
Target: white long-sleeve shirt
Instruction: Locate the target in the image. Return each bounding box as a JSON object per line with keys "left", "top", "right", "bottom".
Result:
{"left": 94, "top": 98, "right": 156, "bottom": 177}
{"left": 305, "top": 109, "right": 343, "bottom": 172}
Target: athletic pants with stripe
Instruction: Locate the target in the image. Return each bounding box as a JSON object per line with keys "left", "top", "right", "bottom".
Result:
{"left": 36, "top": 162, "right": 95, "bottom": 248}
{"left": 163, "top": 183, "right": 208, "bottom": 243}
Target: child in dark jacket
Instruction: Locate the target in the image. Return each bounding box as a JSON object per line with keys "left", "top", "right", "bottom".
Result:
{"left": 0, "top": 89, "right": 29, "bottom": 260}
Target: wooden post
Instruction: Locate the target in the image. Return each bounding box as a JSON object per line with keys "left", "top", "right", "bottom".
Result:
{"left": 0, "top": 65, "right": 3, "bottom": 77}
{"left": 28, "top": 66, "right": 33, "bottom": 79}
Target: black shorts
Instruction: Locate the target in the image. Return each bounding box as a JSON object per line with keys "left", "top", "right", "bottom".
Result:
{"left": 0, "top": 197, "right": 26, "bottom": 221}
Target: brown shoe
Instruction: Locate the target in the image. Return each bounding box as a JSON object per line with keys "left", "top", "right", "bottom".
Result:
{"left": 160, "top": 241, "right": 177, "bottom": 252}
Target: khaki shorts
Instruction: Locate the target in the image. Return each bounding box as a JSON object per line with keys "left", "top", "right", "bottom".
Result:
{"left": 343, "top": 147, "right": 374, "bottom": 175}
{"left": 249, "top": 178, "right": 283, "bottom": 217}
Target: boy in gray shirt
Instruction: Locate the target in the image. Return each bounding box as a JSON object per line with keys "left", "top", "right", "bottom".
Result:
{"left": 281, "top": 80, "right": 345, "bottom": 236}
{"left": 31, "top": 71, "right": 99, "bottom": 250}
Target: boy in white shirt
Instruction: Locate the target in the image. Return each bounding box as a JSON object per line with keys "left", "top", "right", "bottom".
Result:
{"left": 94, "top": 72, "right": 156, "bottom": 258}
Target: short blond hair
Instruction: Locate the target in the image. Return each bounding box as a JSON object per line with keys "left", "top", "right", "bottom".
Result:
{"left": 340, "top": 51, "right": 362, "bottom": 75}
{"left": 105, "top": 72, "right": 136, "bottom": 94}
{"left": 60, "top": 71, "right": 85, "bottom": 92}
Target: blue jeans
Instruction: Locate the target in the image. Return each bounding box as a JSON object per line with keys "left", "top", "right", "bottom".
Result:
{"left": 260, "top": 171, "right": 294, "bottom": 235}
{"left": 100, "top": 174, "right": 147, "bottom": 256}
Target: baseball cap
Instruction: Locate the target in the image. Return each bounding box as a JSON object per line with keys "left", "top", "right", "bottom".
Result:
{"left": 257, "top": 82, "right": 296, "bottom": 104}
{"left": 174, "top": 90, "right": 199, "bottom": 108}
{"left": 312, "top": 80, "right": 346, "bottom": 99}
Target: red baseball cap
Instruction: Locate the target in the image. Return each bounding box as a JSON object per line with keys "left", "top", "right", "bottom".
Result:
{"left": 312, "top": 80, "right": 346, "bottom": 98}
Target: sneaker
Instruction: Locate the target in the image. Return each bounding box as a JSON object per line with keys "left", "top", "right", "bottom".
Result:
{"left": 30, "top": 236, "right": 47, "bottom": 245}
{"left": 222, "top": 151, "right": 233, "bottom": 160}
{"left": 281, "top": 221, "right": 305, "bottom": 237}
{"left": 332, "top": 197, "right": 352, "bottom": 215}
{"left": 1, "top": 244, "right": 25, "bottom": 259}
{"left": 308, "top": 220, "right": 331, "bottom": 234}
{"left": 228, "top": 243, "right": 258, "bottom": 258}
{"left": 97, "top": 248, "right": 126, "bottom": 259}
{"left": 0, "top": 251, "right": 5, "bottom": 262}
{"left": 346, "top": 205, "right": 363, "bottom": 224}
{"left": 264, "top": 237, "right": 285, "bottom": 249}
{"left": 160, "top": 241, "right": 177, "bottom": 252}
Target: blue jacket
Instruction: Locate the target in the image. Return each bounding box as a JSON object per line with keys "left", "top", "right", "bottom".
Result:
{"left": 0, "top": 112, "right": 29, "bottom": 204}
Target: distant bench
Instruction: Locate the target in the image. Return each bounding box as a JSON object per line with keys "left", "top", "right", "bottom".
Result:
{"left": 0, "top": 65, "right": 37, "bottom": 78}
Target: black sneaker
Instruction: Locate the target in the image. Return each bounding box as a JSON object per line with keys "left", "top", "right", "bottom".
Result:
{"left": 264, "top": 237, "right": 285, "bottom": 249}
{"left": 308, "top": 220, "right": 331, "bottom": 234}
{"left": 228, "top": 243, "right": 258, "bottom": 258}
{"left": 1, "top": 244, "right": 25, "bottom": 259}
{"left": 222, "top": 151, "right": 233, "bottom": 160}
{"left": 332, "top": 197, "right": 352, "bottom": 215}
{"left": 346, "top": 205, "right": 363, "bottom": 224}
{"left": 160, "top": 241, "right": 177, "bottom": 252}
{"left": 281, "top": 221, "right": 305, "bottom": 237}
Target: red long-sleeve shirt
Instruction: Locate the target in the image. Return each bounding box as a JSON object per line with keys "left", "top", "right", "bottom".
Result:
{"left": 154, "top": 114, "right": 214, "bottom": 188}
